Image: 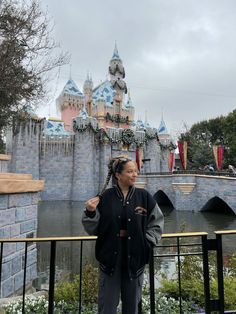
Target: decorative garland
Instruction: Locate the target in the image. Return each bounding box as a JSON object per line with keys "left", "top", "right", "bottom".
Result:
{"left": 159, "top": 141, "right": 177, "bottom": 151}
{"left": 105, "top": 112, "right": 130, "bottom": 125}
{"left": 121, "top": 129, "right": 135, "bottom": 145}
{"left": 72, "top": 120, "right": 99, "bottom": 134}
{"left": 73, "top": 119, "right": 175, "bottom": 150}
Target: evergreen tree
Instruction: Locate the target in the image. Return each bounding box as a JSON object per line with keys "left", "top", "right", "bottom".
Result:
{"left": 179, "top": 112, "right": 236, "bottom": 168}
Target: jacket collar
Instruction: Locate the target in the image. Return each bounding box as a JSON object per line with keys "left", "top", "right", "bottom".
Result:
{"left": 114, "top": 184, "right": 135, "bottom": 201}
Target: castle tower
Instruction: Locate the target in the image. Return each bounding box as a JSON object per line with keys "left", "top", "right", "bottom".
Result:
{"left": 158, "top": 115, "right": 171, "bottom": 143}
{"left": 83, "top": 73, "right": 93, "bottom": 116}
{"left": 95, "top": 91, "right": 106, "bottom": 128}
{"left": 125, "top": 91, "right": 135, "bottom": 124}
{"left": 109, "top": 43, "right": 127, "bottom": 115}
{"left": 56, "top": 79, "right": 84, "bottom": 131}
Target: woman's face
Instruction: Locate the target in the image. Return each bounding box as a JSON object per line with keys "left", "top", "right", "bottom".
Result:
{"left": 116, "top": 161, "right": 138, "bottom": 187}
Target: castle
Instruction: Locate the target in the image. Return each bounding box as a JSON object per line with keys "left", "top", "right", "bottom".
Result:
{"left": 57, "top": 43, "right": 134, "bottom": 131}
{"left": 6, "top": 45, "right": 174, "bottom": 201}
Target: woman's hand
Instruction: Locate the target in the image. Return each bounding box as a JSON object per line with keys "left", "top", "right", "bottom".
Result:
{"left": 85, "top": 196, "right": 100, "bottom": 212}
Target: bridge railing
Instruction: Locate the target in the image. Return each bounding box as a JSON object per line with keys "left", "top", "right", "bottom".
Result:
{"left": 144, "top": 170, "right": 236, "bottom": 177}
{"left": 0, "top": 231, "right": 235, "bottom": 314}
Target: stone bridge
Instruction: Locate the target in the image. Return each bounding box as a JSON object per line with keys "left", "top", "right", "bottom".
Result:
{"left": 138, "top": 174, "right": 236, "bottom": 215}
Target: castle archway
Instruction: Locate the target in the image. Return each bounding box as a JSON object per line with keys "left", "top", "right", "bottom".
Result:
{"left": 153, "top": 190, "right": 174, "bottom": 210}
{"left": 200, "top": 196, "right": 235, "bottom": 215}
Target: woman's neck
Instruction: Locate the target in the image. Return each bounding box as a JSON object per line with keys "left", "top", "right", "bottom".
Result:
{"left": 118, "top": 183, "right": 130, "bottom": 197}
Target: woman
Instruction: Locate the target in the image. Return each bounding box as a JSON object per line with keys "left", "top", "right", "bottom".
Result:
{"left": 82, "top": 156, "right": 164, "bottom": 314}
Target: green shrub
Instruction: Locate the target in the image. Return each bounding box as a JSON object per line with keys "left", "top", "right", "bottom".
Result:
{"left": 54, "top": 263, "right": 99, "bottom": 305}
{"left": 223, "top": 277, "right": 236, "bottom": 310}
{"left": 227, "top": 253, "right": 236, "bottom": 277}
{"left": 81, "top": 263, "right": 99, "bottom": 303}
{"left": 159, "top": 252, "right": 236, "bottom": 310}
{"left": 54, "top": 274, "right": 80, "bottom": 304}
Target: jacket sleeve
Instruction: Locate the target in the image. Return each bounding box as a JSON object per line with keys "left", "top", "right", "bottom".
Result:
{"left": 82, "top": 209, "right": 100, "bottom": 236}
{"left": 146, "top": 193, "right": 164, "bottom": 247}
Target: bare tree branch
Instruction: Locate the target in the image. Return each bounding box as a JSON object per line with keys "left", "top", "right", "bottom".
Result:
{"left": 0, "top": 0, "right": 70, "bottom": 132}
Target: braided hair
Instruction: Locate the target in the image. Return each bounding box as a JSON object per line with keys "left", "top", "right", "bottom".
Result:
{"left": 98, "top": 155, "right": 131, "bottom": 197}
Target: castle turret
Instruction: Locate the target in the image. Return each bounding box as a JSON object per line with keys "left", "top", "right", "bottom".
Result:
{"left": 83, "top": 73, "right": 93, "bottom": 116}
{"left": 56, "top": 79, "right": 84, "bottom": 131}
{"left": 109, "top": 43, "right": 127, "bottom": 99}
{"left": 125, "top": 91, "right": 135, "bottom": 124}
{"left": 95, "top": 91, "right": 106, "bottom": 127}
{"left": 158, "top": 115, "right": 170, "bottom": 143}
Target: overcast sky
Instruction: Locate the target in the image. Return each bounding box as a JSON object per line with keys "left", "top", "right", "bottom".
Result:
{"left": 38, "top": 0, "right": 236, "bottom": 138}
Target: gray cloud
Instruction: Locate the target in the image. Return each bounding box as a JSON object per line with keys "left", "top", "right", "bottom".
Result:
{"left": 39, "top": 0, "right": 236, "bottom": 138}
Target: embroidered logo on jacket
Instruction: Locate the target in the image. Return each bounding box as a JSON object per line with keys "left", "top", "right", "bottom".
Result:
{"left": 134, "top": 206, "right": 147, "bottom": 215}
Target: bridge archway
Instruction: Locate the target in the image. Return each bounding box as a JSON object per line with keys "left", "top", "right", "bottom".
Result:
{"left": 201, "top": 196, "right": 235, "bottom": 215}
{"left": 153, "top": 190, "right": 174, "bottom": 210}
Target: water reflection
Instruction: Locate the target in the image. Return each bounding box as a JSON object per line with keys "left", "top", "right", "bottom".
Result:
{"left": 37, "top": 201, "right": 236, "bottom": 284}
{"left": 36, "top": 201, "right": 96, "bottom": 287}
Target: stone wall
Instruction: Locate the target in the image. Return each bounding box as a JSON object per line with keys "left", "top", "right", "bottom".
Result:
{"left": 7, "top": 121, "right": 169, "bottom": 201}
{"left": 9, "top": 123, "right": 41, "bottom": 179}
{"left": 40, "top": 147, "right": 74, "bottom": 201}
{"left": 0, "top": 192, "right": 39, "bottom": 297}
{"left": 0, "top": 155, "right": 10, "bottom": 173}
{"left": 143, "top": 139, "right": 161, "bottom": 173}
{"left": 71, "top": 131, "right": 99, "bottom": 200}
{"left": 0, "top": 167, "right": 44, "bottom": 297}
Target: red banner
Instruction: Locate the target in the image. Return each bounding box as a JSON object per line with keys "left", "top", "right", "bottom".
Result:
{"left": 168, "top": 151, "right": 175, "bottom": 172}
{"left": 136, "top": 147, "right": 143, "bottom": 171}
{"left": 178, "top": 141, "right": 187, "bottom": 170}
{"left": 217, "top": 145, "right": 224, "bottom": 171}
{"left": 136, "top": 148, "right": 140, "bottom": 171}
{"left": 213, "top": 145, "right": 224, "bottom": 171}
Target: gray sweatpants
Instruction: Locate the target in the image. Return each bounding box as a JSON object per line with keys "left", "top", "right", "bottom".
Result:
{"left": 98, "top": 239, "right": 143, "bottom": 314}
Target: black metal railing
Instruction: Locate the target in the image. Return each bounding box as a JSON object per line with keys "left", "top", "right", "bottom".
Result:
{"left": 0, "top": 236, "right": 96, "bottom": 314}
{"left": 149, "top": 232, "right": 208, "bottom": 314}
{"left": 148, "top": 230, "right": 236, "bottom": 314}
{"left": 0, "top": 231, "right": 235, "bottom": 313}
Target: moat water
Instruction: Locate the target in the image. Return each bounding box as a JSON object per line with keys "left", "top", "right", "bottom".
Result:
{"left": 36, "top": 201, "right": 236, "bottom": 285}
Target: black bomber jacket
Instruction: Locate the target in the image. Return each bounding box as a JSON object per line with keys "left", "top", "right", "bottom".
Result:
{"left": 82, "top": 185, "right": 164, "bottom": 279}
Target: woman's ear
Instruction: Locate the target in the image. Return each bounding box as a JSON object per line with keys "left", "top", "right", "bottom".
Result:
{"left": 115, "top": 172, "right": 120, "bottom": 181}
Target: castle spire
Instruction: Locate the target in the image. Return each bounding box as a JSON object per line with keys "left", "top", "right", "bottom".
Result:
{"left": 109, "top": 43, "right": 127, "bottom": 95}
{"left": 158, "top": 113, "right": 168, "bottom": 134}
{"left": 112, "top": 41, "right": 120, "bottom": 60}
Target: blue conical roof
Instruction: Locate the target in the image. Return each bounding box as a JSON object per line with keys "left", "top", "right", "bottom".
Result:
{"left": 63, "top": 79, "right": 83, "bottom": 96}
{"left": 125, "top": 92, "right": 134, "bottom": 108}
{"left": 93, "top": 80, "right": 116, "bottom": 106}
{"left": 78, "top": 107, "right": 89, "bottom": 119}
{"left": 111, "top": 42, "right": 121, "bottom": 60}
{"left": 158, "top": 118, "right": 168, "bottom": 134}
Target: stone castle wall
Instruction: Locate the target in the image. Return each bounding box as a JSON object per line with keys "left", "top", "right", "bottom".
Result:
{"left": 0, "top": 156, "right": 44, "bottom": 297}
{"left": 9, "top": 123, "right": 41, "bottom": 180}
{"left": 0, "top": 193, "right": 38, "bottom": 297}
{"left": 7, "top": 120, "right": 169, "bottom": 201}
{"left": 0, "top": 155, "right": 10, "bottom": 172}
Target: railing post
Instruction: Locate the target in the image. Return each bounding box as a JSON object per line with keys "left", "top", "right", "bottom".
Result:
{"left": 79, "top": 240, "right": 83, "bottom": 314}
{"left": 0, "top": 242, "right": 3, "bottom": 297}
{"left": 202, "top": 235, "right": 211, "bottom": 314}
{"left": 149, "top": 246, "right": 155, "bottom": 314}
{"left": 22, "top": 242, "right": 28, "bottom": 313}
{"left": 138, "top": 299, "right": 142, "bottom": 314}
{"left": 48, "top": 240, "right": 57, "bottom": 314}
{"left": 216, "top": 234, "right": 224, "bottom": 314}
{"left": 177, "top": 237, "right": 183, "bottom": 314}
